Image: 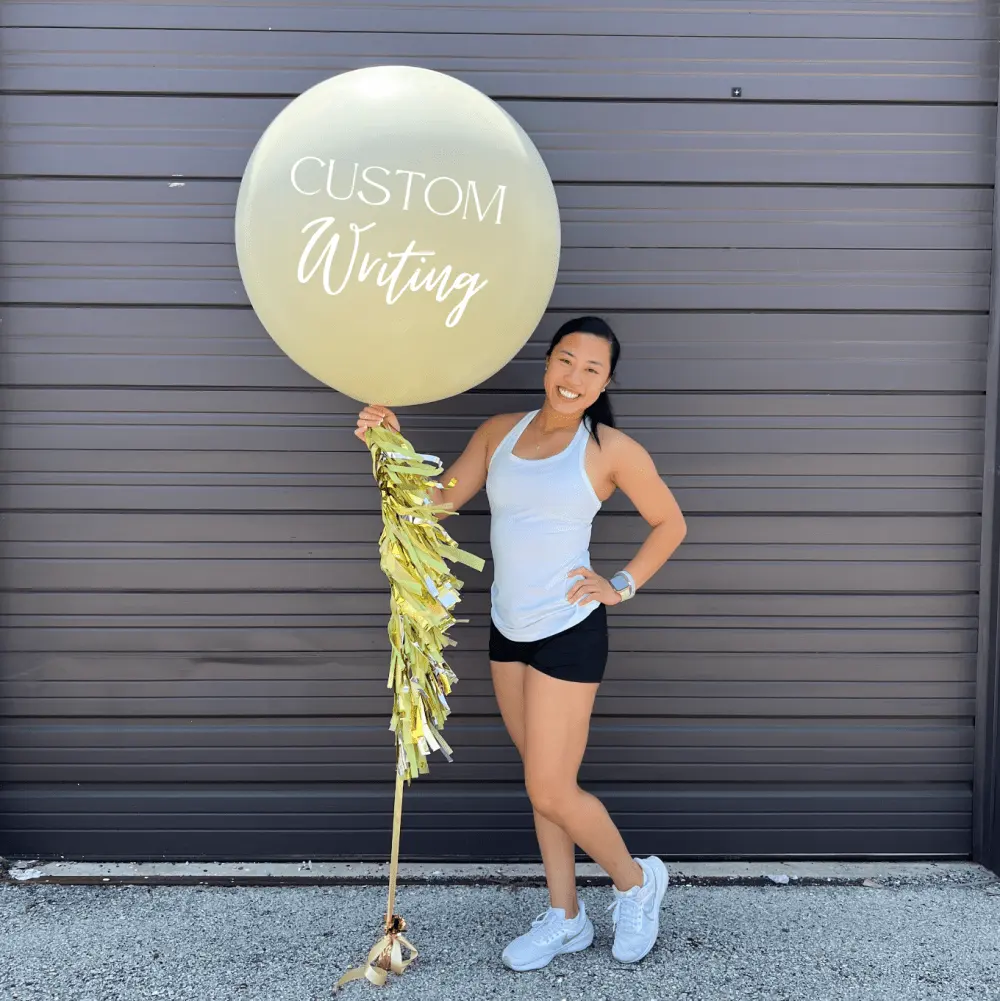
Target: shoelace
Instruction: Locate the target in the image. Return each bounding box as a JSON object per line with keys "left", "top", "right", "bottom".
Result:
{"left": 527, "top": 909, "right": 572, "bottom": 946}
{"left": 607, "top": 888, "right": 647, "bottom": 936}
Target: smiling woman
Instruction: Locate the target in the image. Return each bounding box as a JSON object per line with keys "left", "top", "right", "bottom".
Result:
{"left": 355, "top": 314, "right": 688, "bottom": 971}
{"left": 542, "top": 315, "right": 621, "bottom": 445}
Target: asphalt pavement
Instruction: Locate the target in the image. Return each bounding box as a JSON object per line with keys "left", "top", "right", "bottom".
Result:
{"left": 2, "top": 868, "right": 1000, "bottom": 1001}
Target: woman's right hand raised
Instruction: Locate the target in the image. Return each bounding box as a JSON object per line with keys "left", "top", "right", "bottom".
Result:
{"left": 355, "top": 404, "right": 400, "bottom": 442}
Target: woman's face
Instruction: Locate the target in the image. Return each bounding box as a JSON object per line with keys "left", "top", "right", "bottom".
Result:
{"left": 543, "top": 332, "right": 613, "bottom": 416}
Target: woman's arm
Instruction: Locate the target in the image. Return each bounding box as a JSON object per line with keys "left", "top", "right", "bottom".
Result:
{"left": 610, "top": 433, "right": 687, "bottom": 588}
{"left": 430, "top": 419, "right": 495, "bottom": 515}
{"left": 567, "top": 430, "right": 686, "bottom": 607}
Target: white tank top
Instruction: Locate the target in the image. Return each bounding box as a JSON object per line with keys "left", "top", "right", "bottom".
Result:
{"left": 486, "top": 410, "right": 602, "bottom": 642}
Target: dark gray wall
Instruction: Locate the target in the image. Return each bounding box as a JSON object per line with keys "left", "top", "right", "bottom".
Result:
{"left": 1, "top": 1, "right": 997, "bottom": 860}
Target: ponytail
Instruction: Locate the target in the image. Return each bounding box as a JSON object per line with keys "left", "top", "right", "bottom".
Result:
{"left": 584, "top": 390, "right": 615, "bottom": 446}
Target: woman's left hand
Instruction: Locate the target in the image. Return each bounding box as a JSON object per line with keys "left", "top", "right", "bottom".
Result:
{"left": 566, "top": 566, "right": 621, "bottom": 606}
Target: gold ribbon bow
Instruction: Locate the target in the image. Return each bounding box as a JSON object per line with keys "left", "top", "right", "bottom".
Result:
{"left": 334, "top": 915, "right": 418, "bottom": 991}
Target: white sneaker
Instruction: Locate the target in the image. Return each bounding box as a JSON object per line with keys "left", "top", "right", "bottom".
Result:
{"left": 501, "top": 901, "right": 594, "bottom": 972}
{"left": 608, "top": 855, "right": 669, "bottom": 963}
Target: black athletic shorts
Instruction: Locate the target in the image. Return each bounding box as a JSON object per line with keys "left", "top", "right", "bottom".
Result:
{"left": 488, "top": 603, "right": 608, "bottom": 684}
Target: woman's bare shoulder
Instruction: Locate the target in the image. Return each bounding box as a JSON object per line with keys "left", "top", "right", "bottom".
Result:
{"left": 597, "top": 424, "right": 650, "bottom": 464}
{"left": 596, "top": 423, "right": 637, "bottom": 447}
{"left": 483, "top": 412, "right": 529, "bottom": 436}
{"left": 479, "top": 412, "right": 528, "bottom": 463}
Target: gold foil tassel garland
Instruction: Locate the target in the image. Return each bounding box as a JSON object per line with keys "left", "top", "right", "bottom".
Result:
{"left": 335, "top": 423, "right": 483, "bottom": 992}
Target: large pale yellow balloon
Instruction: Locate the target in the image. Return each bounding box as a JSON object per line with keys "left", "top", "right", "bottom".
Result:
{"left": 235, "top": 66, "right": 561, "bottom": 406}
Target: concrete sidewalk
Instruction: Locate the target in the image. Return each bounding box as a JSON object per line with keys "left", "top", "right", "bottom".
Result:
{"left": 2, "top": 863, "right": 999, "bottom": 1001}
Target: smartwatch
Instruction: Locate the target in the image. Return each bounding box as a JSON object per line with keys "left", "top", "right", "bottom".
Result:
{"left": 609, "top": 570, "right": 636, "bottom": 603}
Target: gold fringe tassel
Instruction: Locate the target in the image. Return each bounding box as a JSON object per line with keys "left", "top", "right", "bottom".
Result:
{"left": 334, "top": 425, "right": 483, "bottom": 992}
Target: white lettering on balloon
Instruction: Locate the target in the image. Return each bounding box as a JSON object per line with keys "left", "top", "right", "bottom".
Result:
{"left": 290, "top": 156, "right": 324, "bottom": 196}
{"left": 424, "top": 175, "right": 464, "bottom": 216}
{"left": 358, "top": 165, "right": 391, "bottom": 207}
{"left": 297, "top": 217, "right": 488, "bottom": 328}
{"left": 463, "top": 180, "right": 506, "bottom": 224}
{"left": 288, "top": 158, "right": 507, "bottom": 327}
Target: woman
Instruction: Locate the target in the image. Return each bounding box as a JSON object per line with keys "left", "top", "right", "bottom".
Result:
{"left": 355, "top": 316, "right": 687, "bottom": 971}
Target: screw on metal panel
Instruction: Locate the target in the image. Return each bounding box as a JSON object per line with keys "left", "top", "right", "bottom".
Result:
{"left": 732, "top": 87, "right": 742, "bottom": 98}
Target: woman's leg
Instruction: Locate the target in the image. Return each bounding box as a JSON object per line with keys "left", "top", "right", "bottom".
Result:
{"left": 522, "top": 666, "right": 644, "bottom": 893}
{"left": 491, "top": 660, "right": 580, "bottom": 916}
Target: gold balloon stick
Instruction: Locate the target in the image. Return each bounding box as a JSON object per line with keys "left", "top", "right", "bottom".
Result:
{"left": 334, "top": 423, "right": 483, "bottom": 993}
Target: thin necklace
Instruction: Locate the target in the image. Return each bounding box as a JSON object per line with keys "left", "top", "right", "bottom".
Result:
{"left": 532, "top": 415, "right": 577, "bottom": 451}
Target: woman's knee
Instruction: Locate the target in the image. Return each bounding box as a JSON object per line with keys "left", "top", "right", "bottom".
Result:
{"left": 525, "top": 770, "right": 577, "bottom": 823}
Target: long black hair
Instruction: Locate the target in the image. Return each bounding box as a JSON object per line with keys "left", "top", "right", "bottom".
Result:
{"left": 546, "top": 315, "right": 620, "bottom": 445}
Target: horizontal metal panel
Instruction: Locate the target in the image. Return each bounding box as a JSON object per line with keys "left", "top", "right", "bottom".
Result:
{"left": 0, "top": 555, "right": 981, "bottom": 591}
{"left": 1, "top": 783, "right": 973, "bottom": 815}
{"left": 4, "top": 28, "right": 996, "bottom": 102}
{"left": 4, "top": 95, "right": 993, "bottom": 185}
{"left": 3, "top": 383, "right": 984, "bottom": 419}
{"left": 1, "top": 540, "right": 982, "bottom": 564}
{"left": 2, "top": 350, "right": 985, "bottom": 392}
{"left": 1, "top": 307, "right": 987, "bottom": 393}
{"left": 6, "top": 471, "right": 981, "bottom": 490}
{"left": 2, "top": 658, "right": 976, "bottom": 720}
{"left": 5, "top": 716, "right": 976, "bottom": 784}
{"left": 0, "top": 450, "right": 986, "bottom": 479}
{"left": 3, "top": 695, "right": 974, "bottom": 718}
{"left": 0, "top": 653, "right": 977, "bottom": 684}
{"left": 0, "top": 827, "right": 969, "bottom": 859}
{"left": 3, "top": 717, "right": 975, "bottom": 748}
{"left": 5, "top": 179, "right": 994, "bottom": 251}
{"left": 0, "top": 621, "right": 979, "bottom": 654}
{"left": 1, "top": 486, "right": 981, "bottom": 516}
{"left": 4, "top": 757, "right": 975, "bottom": 786}
{"left": 5, "top": 241, "right": 990, "bottom": 313}
{"left": 0, "top": 591, "right": 982, "bottom": 621}
{"left": 3, "top": 411, "right": 985, "bottom": 445}
{"left": 3, "top": 808, "right": 964, "bottom": 832}
{"left": 0, "top": 784, "right": 973, "bottom": 859}
{"left": 2, "top": 677, "right": 976, "bottom": 710}
{"left": 0, "top": 644, "right": 976, "bottom": 676}
{"left": 2, "top": 1, "right": 995, "bottom": 40}
{"left": 12, "top": 808, "right": 966, "bottom": 835}
{"left": 19, "top": 731, "right": 988, "bottom": 782}
{"left": 2, "top": 514, "right": 981, "bottom": 547}
{"left": 0, "top": 426, "right": 986, "bottom": 455}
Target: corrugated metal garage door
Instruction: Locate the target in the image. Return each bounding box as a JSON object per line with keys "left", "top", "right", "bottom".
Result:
{"left": 1, "top": 1, "right": 998, "bottom": 860}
